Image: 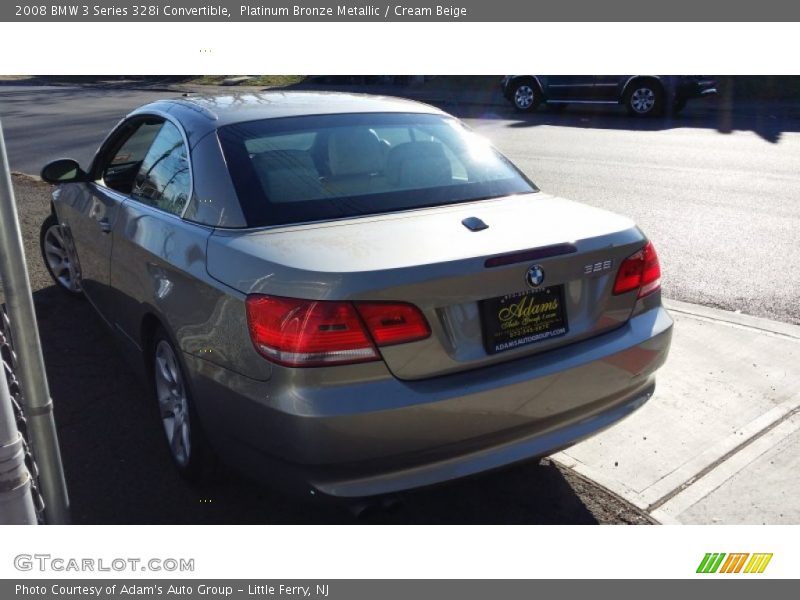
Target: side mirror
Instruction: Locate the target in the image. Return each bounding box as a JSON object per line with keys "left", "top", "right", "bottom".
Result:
{"left": 40, "top": 159, "right": 87, "bottom": 184}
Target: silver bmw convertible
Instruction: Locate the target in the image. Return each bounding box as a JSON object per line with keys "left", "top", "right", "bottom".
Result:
{"left": 39, "top": 92, "right": 672, "bottom": 498}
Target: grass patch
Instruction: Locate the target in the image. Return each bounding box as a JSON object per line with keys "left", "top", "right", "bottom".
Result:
{"left": 0, "top": 75, "right": 308, "bottom": 88}
{"left": 187, "top": 75, "right": 307, "bottom": 87}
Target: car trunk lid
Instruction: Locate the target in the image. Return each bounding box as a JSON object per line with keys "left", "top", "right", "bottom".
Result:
{"left": 207, "top": 193, "right": 648, "bottom": 380}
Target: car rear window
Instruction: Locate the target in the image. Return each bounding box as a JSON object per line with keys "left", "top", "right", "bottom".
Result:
{"left": 217, "top": 112, "right": 537, "bottom": 227}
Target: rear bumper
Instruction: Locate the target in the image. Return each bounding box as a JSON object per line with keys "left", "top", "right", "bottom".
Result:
{"left": 186, "top": 305, "right": 672, "bottom": 497}
{"left": 308, "top": 381, "right": 655, "bottom": 497}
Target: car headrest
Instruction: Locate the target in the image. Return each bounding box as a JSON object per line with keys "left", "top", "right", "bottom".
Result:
{"left": 251, "top": 150, "right": 323, "bottom": 202}
{"left": 327, "top": 128, "right": 384, "bottom": 176}
{"left": 386, "top": 141, "right": 452, "bottom": 188}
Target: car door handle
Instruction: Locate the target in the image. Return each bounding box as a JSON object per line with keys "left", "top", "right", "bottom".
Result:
{"left": 98, "top": 218, "right": 112, "bottom": 234}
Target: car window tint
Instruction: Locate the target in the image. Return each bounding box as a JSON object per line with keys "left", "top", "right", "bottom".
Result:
{"left": 99, "top": 120, "right": 164, "bottom": 195}
{"left": 371, "top": 126, "right": 411, "bottom": 146}
{"left": 440, "top": 143, "right": 468, "bottom": 182}
{"left": 132, "top": 122, "right": 191, "bottom": 216}
{"left": 218, "top": 113, "right": 537, "bottom": 227}
{"left": 245, "top": 131, "right": 315, "bottom": 154}
{"left": 109, "top": 121, "right": 163, "bottom": 166}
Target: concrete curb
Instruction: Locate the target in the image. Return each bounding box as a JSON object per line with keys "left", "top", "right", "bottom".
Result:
{"left": 664, "top": 298, "right": 800, "bottom": 340}
{"left": 552, "top": 298, "right": 800, "bottom": 524}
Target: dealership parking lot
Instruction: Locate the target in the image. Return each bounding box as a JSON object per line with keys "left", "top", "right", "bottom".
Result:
{"left": 2, "top": 83, "right": 799, "bottom": 523}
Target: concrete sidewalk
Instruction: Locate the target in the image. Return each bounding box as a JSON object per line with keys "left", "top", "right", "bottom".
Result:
{"left": 552, "top": 299, "right": 800, "bottom": 524}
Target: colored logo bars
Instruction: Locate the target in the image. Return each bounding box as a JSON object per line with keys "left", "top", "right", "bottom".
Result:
{"left": 696, "top": 553, "right": 773, "bottom": 574}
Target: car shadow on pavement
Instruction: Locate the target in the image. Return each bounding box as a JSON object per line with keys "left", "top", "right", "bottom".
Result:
{"left": 448, "top": 101, "right": 800, "bottom": 144}
{"left": 28, "top": 284, "right": 617, "bottom": 525}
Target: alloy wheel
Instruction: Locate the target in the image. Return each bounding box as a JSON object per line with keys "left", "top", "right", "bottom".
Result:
{"left": 154, "top": 340, "right": 192, "bottom": 467}
{"left": 514, "top": 85, "right": 535, "bottom": 110}
{"left": 43, "top": 223, "right": 81, "bottom": 293}
{"left": 630, "top": 87, "right": 656, "bottom": 114}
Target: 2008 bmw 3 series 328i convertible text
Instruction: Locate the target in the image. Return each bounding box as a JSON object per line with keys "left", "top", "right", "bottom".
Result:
{"left": 39, "top": 92, "right": 672, "bottom": 499}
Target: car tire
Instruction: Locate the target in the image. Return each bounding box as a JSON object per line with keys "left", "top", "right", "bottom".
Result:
{"left": 625, "top": 81, "right": 664, "bottom": 117}
{"left": 40, "top": 213, "right": 82, "bottom": 296}
{"left": 151, "top": 327, "right": 210, "bottom": 481}
{"left": 510, "top": 80, "right": 540, "bottom": 113}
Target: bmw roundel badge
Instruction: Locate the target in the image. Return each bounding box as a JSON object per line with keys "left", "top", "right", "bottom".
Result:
{"left": 525, "top": 264, "right": 545, "bottom": 288}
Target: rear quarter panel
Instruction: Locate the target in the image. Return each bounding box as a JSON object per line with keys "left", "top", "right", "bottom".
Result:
{"left": 108, "top": 200, "right": 272, "bottom": 382}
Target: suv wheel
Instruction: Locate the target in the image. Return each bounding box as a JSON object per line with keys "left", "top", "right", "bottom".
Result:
{"left": 625, "top": 81, "right": 664, "bottom": 116}
{"left": 511, "top": 80, "right": 539, "bottom": 112}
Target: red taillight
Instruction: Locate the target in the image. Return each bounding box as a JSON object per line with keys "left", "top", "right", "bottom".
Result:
{"left": 355, "top": 302, "right": 431, "bottom": 346}
{"left": 612, "top": 241, "right": 662, "bottom": 298}
{"left": 245, "top": 295, "right": 430, "bottom": 367}
{"left": 639, "top": 241, "right": 662, "bottom": 297}
{"left": 245, "top": 296, "right": 378, "bottom": 367}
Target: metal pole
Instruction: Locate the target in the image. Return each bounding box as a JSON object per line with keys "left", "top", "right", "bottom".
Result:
{"left": 0, "top": 120, "right": 70, "bottom": 524}
{"left": 0, "top": 363, "right": 37, "bottom": 524}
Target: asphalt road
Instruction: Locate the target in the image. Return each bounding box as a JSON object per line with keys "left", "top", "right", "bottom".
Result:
{"left": 2, "top": 84, "right": 799, "bottom": 325}
{"left": 467, "top": 103, "right": 800, "bottom": 326}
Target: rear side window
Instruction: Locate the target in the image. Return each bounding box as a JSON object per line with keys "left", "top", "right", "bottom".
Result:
{"left": 132, "top": 121, "right": 191, "bottom": 215}
{"left": 217, "top": 112, "right": 536, "bottom": 227}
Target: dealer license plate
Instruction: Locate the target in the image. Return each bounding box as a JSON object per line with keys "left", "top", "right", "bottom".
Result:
{"left": 480, "top": 285, "right": 568, "bottom": 355}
